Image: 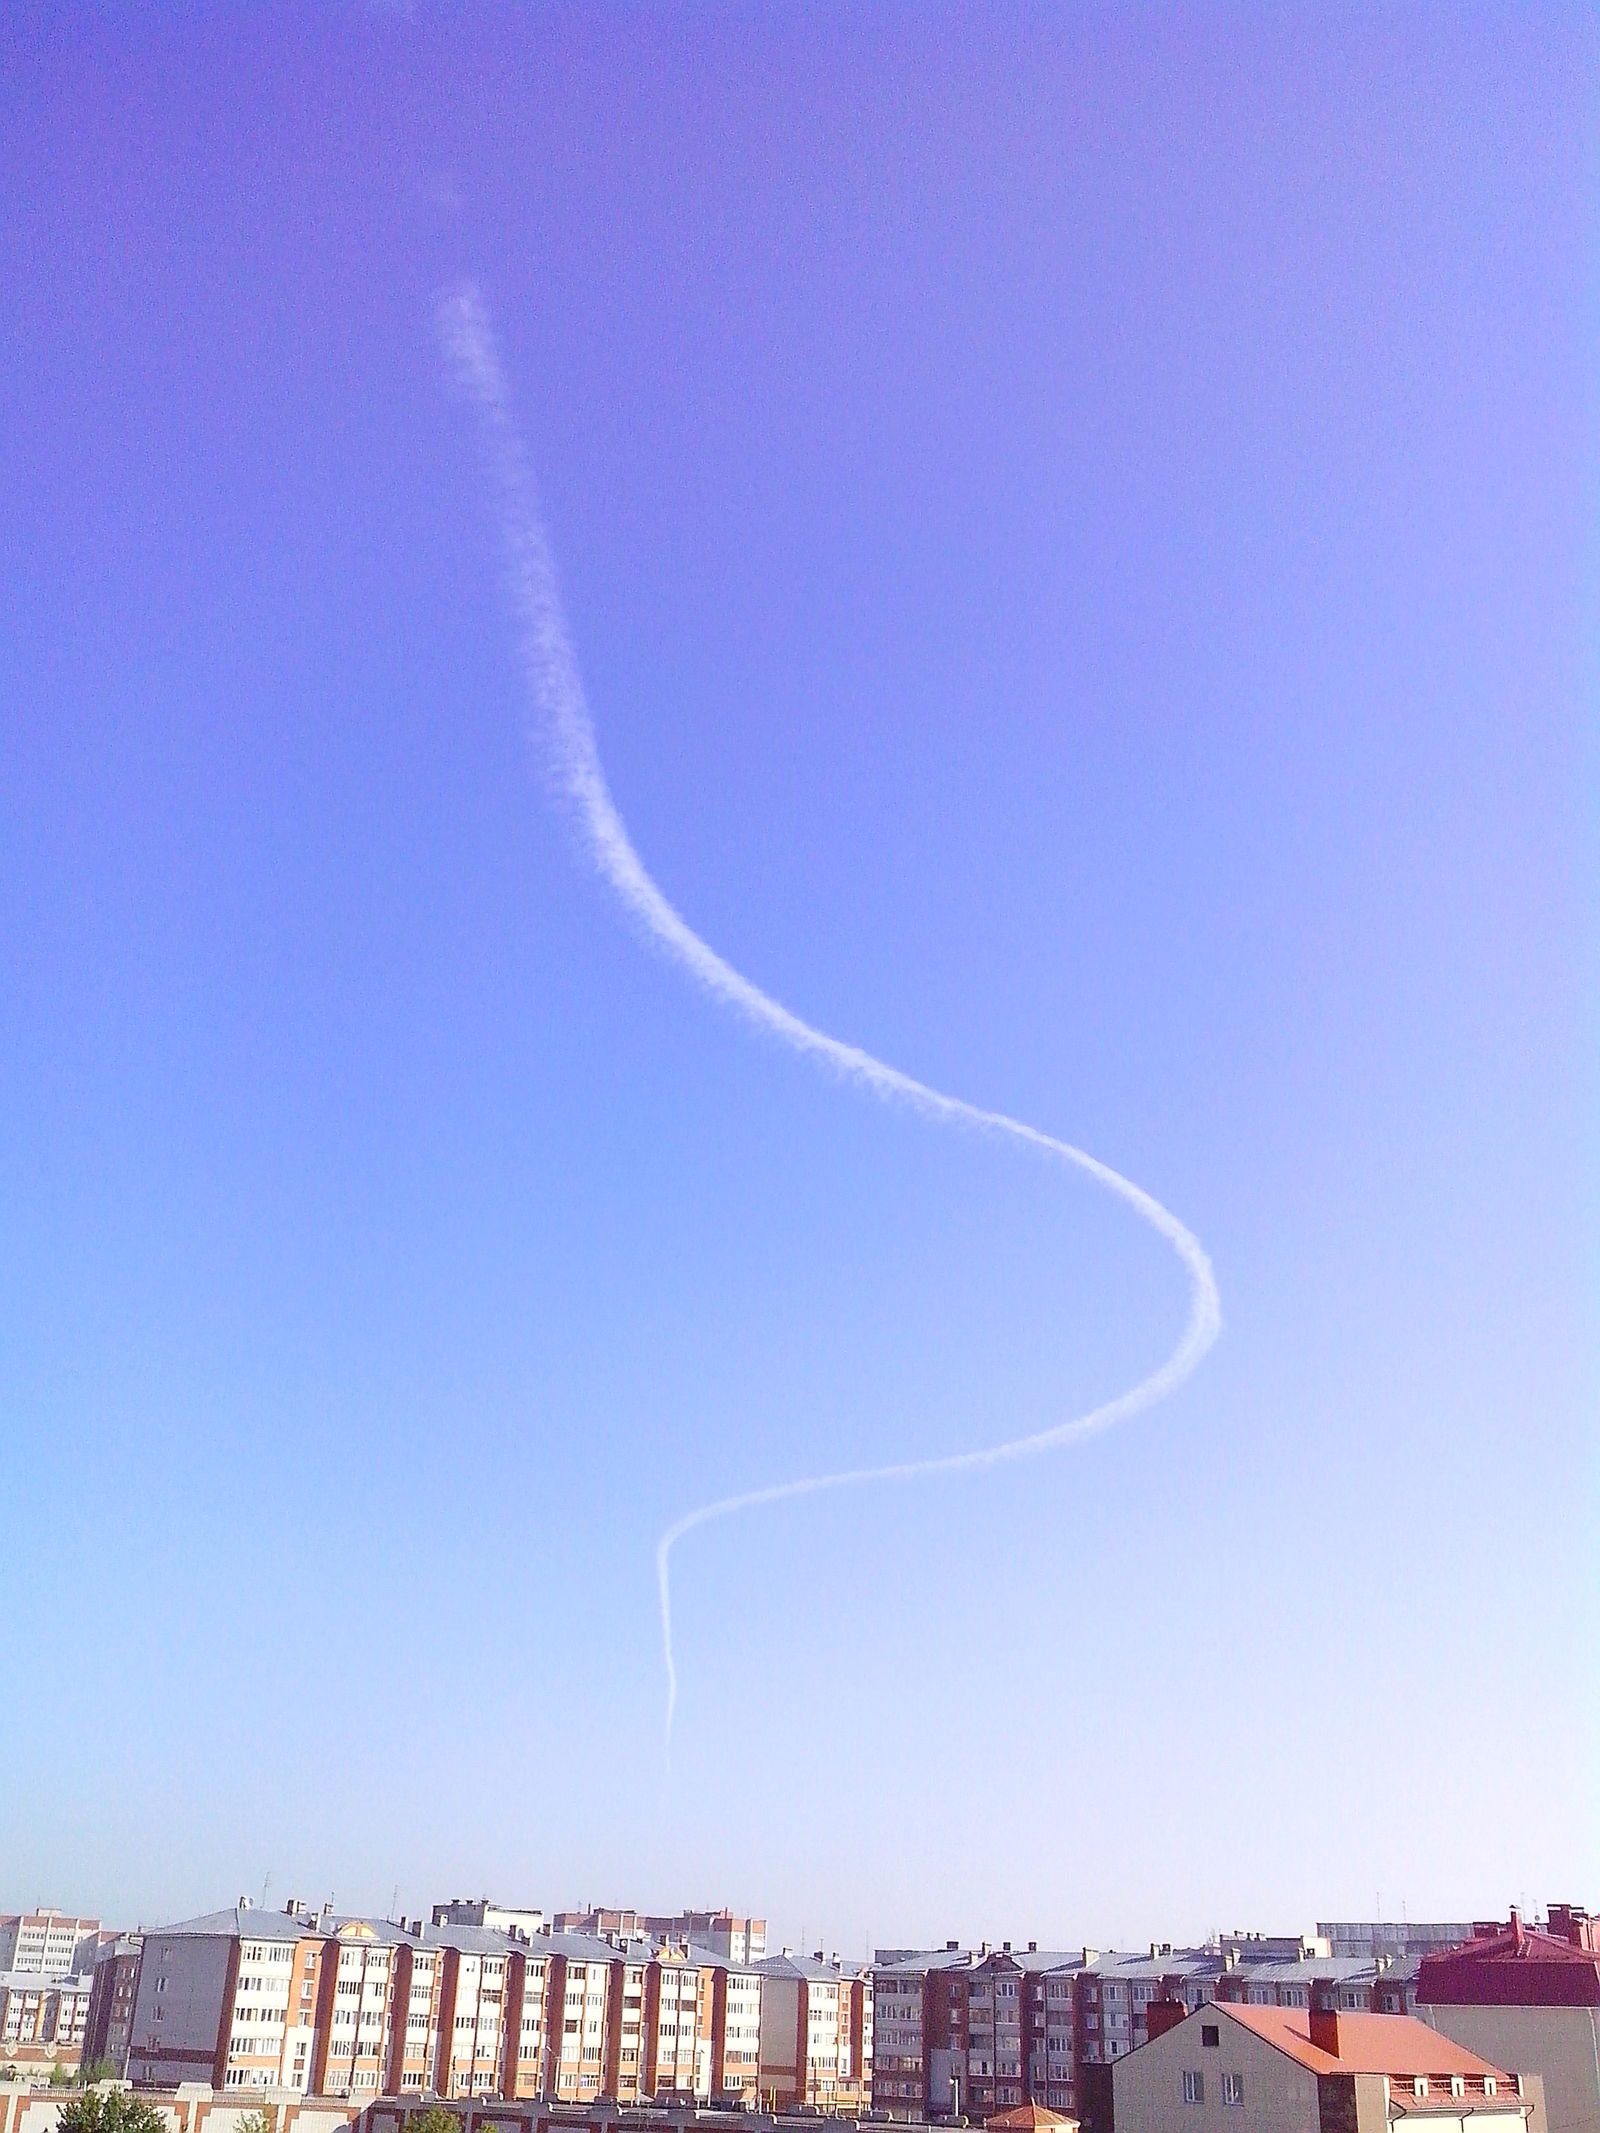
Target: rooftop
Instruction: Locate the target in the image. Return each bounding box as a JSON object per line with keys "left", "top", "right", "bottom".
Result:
{"left": 1216, "top": 2004, "right": 1513, "bottom": 2082}
{"left": 1417, "top": 1913, "right": 1600, "bottom": 2010}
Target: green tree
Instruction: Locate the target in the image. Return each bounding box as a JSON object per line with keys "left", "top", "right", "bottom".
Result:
{"left": 235, "top": 2108, "right": 279, "bottom": 2133}
{"left": 56, "top": 2089, "right": 168, "bottom": 2133}
{"left": 79, "top": 2062, "right": 122, "bottom": 2089}
{"left": 408, "top": 2105, "right": 459, "bottom": 2133}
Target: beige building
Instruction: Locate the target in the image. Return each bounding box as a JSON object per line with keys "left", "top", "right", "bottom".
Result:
{"left": 757, "top": 1954, "right": 872, "bottom": 2112}
{"left": 0, "top": 1917, "right": 105, "bottom": 1982}
{"left": 1111, "top": 2002, "right": 1541, "bottom": 2133}
{"left": 0, "top": 1973, "right": 92, "bottom": 2072}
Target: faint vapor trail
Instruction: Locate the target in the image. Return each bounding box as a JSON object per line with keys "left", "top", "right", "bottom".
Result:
{"left": 439, "top": 281, "right": 1222, "bottom": 1751}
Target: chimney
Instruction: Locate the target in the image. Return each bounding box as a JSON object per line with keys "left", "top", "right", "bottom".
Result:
{"left": 947, "top": 1942, "right": 960, "bottom": 1954}
{"left": 1309, "top": 2009, "right": 1342, "bottom": 2059}
{"left": 1510, "top": 1909, "right": 1525, "bottom": 1951}
{"left": 1146, "top": 2000, "right": 1187, "bottom": 2044}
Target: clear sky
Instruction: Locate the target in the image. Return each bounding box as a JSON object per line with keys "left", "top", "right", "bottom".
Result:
{"left": 2, "top": 6, "right": 1595, "bottom": 1955}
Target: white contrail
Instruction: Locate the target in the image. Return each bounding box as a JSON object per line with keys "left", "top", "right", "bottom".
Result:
{"left": 438, "top": 281, "right": 1222, "bottom": 1749}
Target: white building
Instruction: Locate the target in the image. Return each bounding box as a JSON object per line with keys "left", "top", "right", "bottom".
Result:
{"left": 0, "top": 1915, "right": 105, "bottom": 1980}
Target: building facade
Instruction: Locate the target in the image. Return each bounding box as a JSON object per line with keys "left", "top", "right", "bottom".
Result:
{"left": 551, "top": 1913, "right": 766, "bottom": 1965}
{"left": 0, "top": 1916, "right": 105, "bottom": 1982}
{"left": 756, "top": 1955, "right": 871, "bottom": 2112}
{"left": 82, "top": 1936, "right": 144, "bottom": 2075}
{"left": 0, "top": 1973, "right": 92, "bottom": 2073}
{"left": 1110, "top": 2003, "right": 1538, "bottom": 2133}
{"left": 1417, "top": 1907, "right": 1600, "bottom": 2133}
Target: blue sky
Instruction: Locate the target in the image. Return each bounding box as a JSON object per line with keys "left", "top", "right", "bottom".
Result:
{"left": 1, "top": 6, "right": 1595, "bottom": 1951}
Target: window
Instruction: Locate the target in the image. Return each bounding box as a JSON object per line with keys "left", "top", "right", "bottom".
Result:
{"left": 1222, "top": 2073, "right": 1244, "bottom": 2106}
{"left": 1182, "top": 2071, "right": 1204, "bottom": 2105}
{"left": 1201, "top": 2025, "right": 1219, "bottom": 2048}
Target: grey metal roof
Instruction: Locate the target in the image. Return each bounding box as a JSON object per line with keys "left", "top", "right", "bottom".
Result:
{"left": 145, "top": 1907, "right": 306, "bottom": 1942}
{"left": 872, "top": 1948, "right": 977, "bottom": 1977}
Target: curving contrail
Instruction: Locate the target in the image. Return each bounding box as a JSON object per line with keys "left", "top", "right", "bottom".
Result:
{"left": 439, "top": 281, "right": 1222, "bottom": 1749}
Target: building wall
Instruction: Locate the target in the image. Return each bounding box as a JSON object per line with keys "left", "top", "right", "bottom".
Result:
{"left": 128, "top": 1933, "right": 236, "bottom": 2088}
{"left": 0, "top": 1918, "right": 103, "bottom": 1982}
{"left": 84, "top": 1943, "right": 144, "bottom": 2075}
{"left": 0, "top": 1975, "right": 92, "bottom": 2071}
{"left": 1423, "top": 2007, "right": 1600, "bottom": 2133}
{"left": 873, "top": 1968, "right": 929, "bottom": 2117}
{"left": 1112, "top": 2014, "right": 1323, "bottom": 2133}
{"left": 758, "top": 1975, "right": 801, "bottom": 2104}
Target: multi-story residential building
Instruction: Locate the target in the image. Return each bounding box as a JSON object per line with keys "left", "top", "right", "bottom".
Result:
{"left": 756, "top": 1954, "right": 871, "bottom": 2112}
{"left": 0, "top": 1915, "right": 105, "bottom": 1981}
{"left": 1109, "top": 2003, "right": 1540, "bottom": 2133}
{"left": 544, "top": 1934, "right": 628, "bottom": 2105}
{"left": 642, "top": 1946, "right": 712, "bottom": 2097}
{"left": 0, "top": 1972, "right": 93, "bottom": 2071}
{"left": 1076, "top": 1949, "right": 1226, "bottom": 2069}
{"left": 873, "top": 1943, "right": 971, "bottom": 2118}
{"left": 312, "top": 1920, "right": 402, "bottom": 2100}
{"left": 429, "top": 1902, "right": 545, "bottom": 1943}
{"left": 708, "top": 1952, "right": 765, "bottom": 2103}
{"left": 82, "top": 1936, "right": 144, "bottom": 2075}
{"left": 668, "top": 1917, "right": 766, "bottom": 1966}
{"left": 1319, "top": 1921, "right": 1474, "bottom": 1962}
{"left": 1216, "top": 1955, "right": 1395, "bottom": 2014}
{"left": 1023, "top": 1953, "right": 1083, "bottom": 2115}
{"left": 126, "top": 1903, "right": 337, "bottom": 2094}
{"left": 552, "top": 1912, "right": 766, "bottom": 1965}
{"left": 1417, "top": 1906, "right": 1600, "bottom": 2133}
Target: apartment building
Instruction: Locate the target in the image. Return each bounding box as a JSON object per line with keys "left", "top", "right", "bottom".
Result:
{"left": 82, "top": 1936, "right": 144, "bottom": 2075}
{"left": 543, "top": 1934, "right": 629, "bottom": 2105}
{"left": 0, "top": 1915, "right": 105, "bottom": 1981}
{"left": 1417, "top": 1906, "right": 1600, "bottom": 2133}
{"left": 1319, "top": 1921, "right": 1474, "bottom": 1962}
{"left": 552, "top": 1913, "right": 766, "bottom": 1965}
{"left": 313, "top": 1921, "right": 402, "bottom": 2099}
{"left": 1109, "top": 2003, "right": 1539, "bottom": 2133}
{"left": 0, "top": 1972, "right": 92, "bottom": 2071}
{"left": 127, "top": 1903, "right": 335, "bottom": 2093}
{"left": 873, "top": 1944, "right": 971, "bottom": 2118}
{"left": 756, "top": 1954, "right": 871, "bottom": 2112}
{"left": 429, "top": 1903, "right": 545, "bottom": 1943}
{"left": 710, "top": 1954, "right": 765, "bottom": 2103}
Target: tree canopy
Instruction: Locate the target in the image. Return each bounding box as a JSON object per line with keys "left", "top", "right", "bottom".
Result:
{"left": 56, "top": 2089, "right": 168, "bottom": 2133}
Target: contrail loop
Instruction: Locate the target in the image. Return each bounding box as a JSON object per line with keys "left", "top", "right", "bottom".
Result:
{"left": 439, "top": 281, "right": 1222, "bottom": 1751}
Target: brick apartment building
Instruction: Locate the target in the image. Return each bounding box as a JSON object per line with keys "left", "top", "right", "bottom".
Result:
{"left": 754, "top": 1953, "right": 872, "bottom": 2111}
{"left": 1417, "top": 1905, "right": 1600, "bottom": 2133}
{"left": 870, "top": 1931, "right": 1436, "bottom": 2123}
{"left": 82, "top": 1936, "right": 144, "bottom": 2075}
{"left": 122, "top": 1903, "right": 772, "bottom": 2106}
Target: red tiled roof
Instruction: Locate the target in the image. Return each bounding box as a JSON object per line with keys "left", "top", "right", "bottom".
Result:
{"left": 986, "top": 2106, "right": 1078, "bottom": 2130}
{"left": 1418, "top": 1927, "right": 1600, "bottom": 2009}
{"left": 1216, "top": 2004, "right": 1512, "bottom": 2082}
